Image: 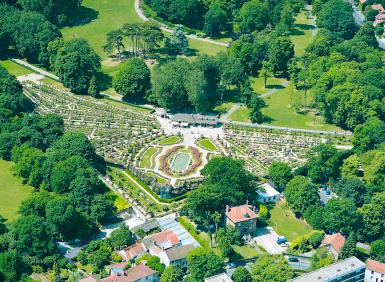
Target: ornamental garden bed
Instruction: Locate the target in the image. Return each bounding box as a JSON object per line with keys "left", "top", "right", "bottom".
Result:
{"left": 160, "top": 146, "right": 202, "bottom": 177}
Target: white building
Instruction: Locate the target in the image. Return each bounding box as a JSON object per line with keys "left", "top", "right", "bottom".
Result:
{"left": 366, "top": 259, "right": 385, "bottom": 282}
{"left": 257, "top": 182, "right": 280, "bottom": 203}
{"left": 205, "top": 273, "right": 233, "bottom": 282}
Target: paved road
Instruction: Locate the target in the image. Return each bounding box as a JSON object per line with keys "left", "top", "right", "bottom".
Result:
{"left": 134, "top": 0, "right": 229, "bottom": 47}
{"left": 347, "top": 0, "right": 365, "bottom": 26}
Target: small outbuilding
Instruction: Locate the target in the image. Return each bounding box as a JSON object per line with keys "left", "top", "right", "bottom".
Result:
{"left": 257, "top": 182, "right": 280, "bottom": 203}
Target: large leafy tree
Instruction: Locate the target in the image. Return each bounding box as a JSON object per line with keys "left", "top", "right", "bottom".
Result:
{"left": 0, "top": 251, "right": 28, "bottom": 282}
{"left": 316, "top": 0, "right": 357, "bottom": 39}
{"left": 113, "top": 58, "right": 151, "bottom": 101}
{"left": 333, "top": 178, "right": 366, "bottom": 207}
{"left": 353, "top": 117, "right": 385, "bottom": 154}
{"left": 232, "top": 266, "right": 252, "bottom": 282}
{"left": 285, "top": 176, "right": 320, "bottom": 215}
{"left": 55, "top": 38, "right": 101, "bottom": 94}
{"left": 160, "top": 265, "right": 184, "bottom": 282}
{"left": 239, "top": 0, "right": 269, "bottom": 33}
{"left": 204, "top": 3, "right": 227, "bottom": 36}
{"left": 164, "top": 25, "right": 189, "bottom": 55}
{"left": 371, "top": 239, "right": 385, "bottom": 263}
{"left": 248, "top": 94, "right": 266, "bottom": 124}
{"left": 359, "top": 192, "right": 385, "bottom": 241}
{"left": 268, "top": 35, "right": 295, "bottom": 75}
{"left": 268, "top": 162, "right": 293, "bottom": 192}
{"left": 187, "top": 248, "right": 225, "bottom": 281}
{"left": 323, "top": 198, "right": 361, "bottom": 235}
{"left": 109, "top": 226, "right": 134, "bottom": 250}
{"left": 250, "top": 254, "right": 293, "bottom": 282}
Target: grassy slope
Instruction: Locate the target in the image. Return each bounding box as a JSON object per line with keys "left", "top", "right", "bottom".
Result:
{"left": 0, "top": 160, "right": 33, "bottom": 221}
{"left": 289, "top": 9, "right": 315, "bottom": 56}
{"left": 0, "top": 60, "right": 33, "bottom": 76}
{"left": 139, "top": 147, "right": 159, "bottom": 169}
{"left": 268, "top": 202, "right": 313, "bottom": 241}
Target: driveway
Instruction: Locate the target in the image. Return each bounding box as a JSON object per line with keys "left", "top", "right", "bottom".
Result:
{"left": 253, "top": 226, "right": 286, "bottom": 254}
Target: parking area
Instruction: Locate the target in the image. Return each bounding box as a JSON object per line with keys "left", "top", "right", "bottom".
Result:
{"left": 253, "top": 226, "right": 287, "bottom": 254}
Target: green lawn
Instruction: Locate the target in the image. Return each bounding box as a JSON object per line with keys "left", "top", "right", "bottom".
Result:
{"left": 139, "top": 147, "right": 160, "bottom": 169}
{"left": 261, "top": 83, "right": 343, "bottom": 131}
{"left": 214, "top": 102, "right": 234, "bottom": 113}
{"left": 0, "top": 160, "right": 34, "bottom": 222}
{"left": 268, "top": 202, "right": 313, "bottom": 241}
{"left": 229, "top": 106, "right": 251, "bottom": 123}
{"left": 61, "top": 0, "right": 142, "bottom": 60}
{"left": 289, "top": 9, "right": 316, "bottom": 56}
{"left": 197, "top": 138, "right": 218, "bottom": 151}
{"left": 232, "top": 245, "right": 260, "bottom": 260}
{"left": 145, "top": 172, "right": 167, "bottom": 184}
{"left": 0, "top": 60, "right": 34, "bottom": 76}
{"left": 158, "top": 136, "right": 182, "bottom": 145}
{"left": 251, "top": 76, "right": 287, "bottom": 95}
{"left": 108, "top": 191, "right": 131, "bottom": 211}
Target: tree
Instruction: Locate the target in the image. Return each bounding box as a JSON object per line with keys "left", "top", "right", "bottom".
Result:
{"left": 204, "top": 3, "right": 227, "bottom": 37}
{"left": 311, "top": 247, "right": 334, "bottom": 270}
{"left": 323, "top": 198, "right": 361, "bottom": 235}
{"left": 55, "top": 38, "right": 101, "bottom": 95}
{"left": 160, "top": 265, "right": 184, "bottom": 282}
{"left": 360, "top": 192, "right": 385, "bottom": 241}
{"left": 216, "top": 228, "right": 233, "bottom": 257}
{"left": 268, "top": 36, "right": 295, "bottom": 75}
{"left": 285, "top": 176, "right": 320, "bottom": 215}
{"left": 371, "top": 239, "right": 385, "bottom": 263}
{"left": 90, "top": 194, "right": 116, "bottom": 225}
{"left": 239, "top": 0, "right": 269, "bottom": 33}
{"left": 0, "top": 251, "right": 27, "bottom": 282}
{"left": 103, "top": 30, "right": 125, "bottom": 59}
{"left": 353, "top": 117, "right": 385, "bottom": 153}
{"left": 280, "top": 2, "right": 295, "bottom": 29}
{"left": 339, "top": 233, "right": 357, "bottom": 259}
{"left": 109, "top": 226, "right": 134, "bottom": 250}
{"left": 353, "top": 22, "right": 378, "bottom": 47}
{"left": 250, "top": 254, "right": 293, "bottom": 282}
{"left": 18, "top": 191, "right": 52, "bottom": 217}
{"left": 113, "top": 58, "right": 151, "bottom": 101}
{"left": 232, "top": 266, "right": 252, "bottom": 282}
{"left": 164, "top": 25, "right": 188, "bottom": 55}
{"left": 88, "top": 75, "right": 99, "bottom": 98}
{"left": 268, "top": 162, "right": 293, "bottom": 192}
{"left": 0, "top": 216, "right": 6, "bottom": 235}
{"left": 316, "top": 0, "right": 357, "bottom": 39}
{"left": 248, "top": 94, "right": 266, "bottom": 123}
{"left": 333, "top": 178, "right": 366, "bottom": 207}
{"left": 187, "top": 248, "right": 225, "bottom": 280}
{"left": 150, "top": 58, "right": 190, "bottom": 111}
{"left": 259, "top": 60, "right": 273, "bottom": 88}
{"left": 10, "top": 215, "right": 56, "bottom": 258}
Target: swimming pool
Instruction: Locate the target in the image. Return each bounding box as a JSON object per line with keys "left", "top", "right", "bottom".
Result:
{"left": 171, "top": 153, "right": 191, "bottom": 172}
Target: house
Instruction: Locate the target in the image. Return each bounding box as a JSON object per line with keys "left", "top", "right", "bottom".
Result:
{"left": 257, "top": 182, "right": 280, "bottom": 203}
{"left": 119, "top": 242, "right": 147, "bottom": 261}
{"left": 158, "top": 244, "right": 195, "bottom": 268}
{"left": 225, "top": 204, "right": 258, "bottom": 236}
{"left": 171, "top": 113, "right": 219, "bottom": 128}
{"left": 365, "top": 259, "right": 385, "bottom": 282}
{"left": 375, "top": 13, "right": 385, "bottom": 25}
{"left": 372, "top": 4, "right": 385, "bottom": 13}
{"left": 288, "top": 256, "right": 365, "bottom": 282}
{"left": 205, "top": 273, "right": 233, "bottom": 282}
{"left": 143, "top": 230, "right": 181, "bottom": 257}
{"left": 320, "top": 233, "right": 346, "bottom": 259}
{"left": 102, "top": 263, "right": 159, "bottom": 282}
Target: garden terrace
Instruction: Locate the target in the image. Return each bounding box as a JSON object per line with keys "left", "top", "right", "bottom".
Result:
{"left": 22, "top": 82, "right": 161, "bottom": 166}
{"left": 223, "top": 124, "right": 328, "bottom": 175}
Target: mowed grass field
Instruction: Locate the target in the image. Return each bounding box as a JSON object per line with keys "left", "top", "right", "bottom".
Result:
{"left": 268, "top": 202, "right": 313, "bottom": 241}
{"left": 0, "top": 60, "right": 34, "bottom": 76}
{"left": 0, "top": 160, "right": 33, "bottom": 222}
{"left": 289, "top": 8, "right": 316, "bottom": 56}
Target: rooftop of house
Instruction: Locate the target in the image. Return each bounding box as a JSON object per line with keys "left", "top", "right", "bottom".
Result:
{"left": 367, "top": 259, "right": 385, "bottom": 275}
{"left": 204, "top": 273, "right": 233, "bottom": 282}
{"left": 226, "top": 204, "right": 258, "bottom": 224}
{"left": 79, "top": 276, "right": 100, "bottom": 282}
{"left": 320, "top": 233, "right": 346, "bottom": 254}
{"left": 372, "top": 3, "right": 385, "bottom": 12}
{"left": 148, "top": 229, "right": 180, "bottom": 247}
{"left": 171, "top": 113, "right": 218, "bottom": 125}
{"left": 165, "top": 244, "right": 195, "bottom": 261}
{"left": 288, "top": 256, "right": 365, "bottom": 282}
{"left": 257, "top": 182, "right": 280, "bottom": 198}
{"left": 121, "top": 242, "right": 146, "bottom": 261}
{"left": 125, "top": 263, "right": 158, "bottom": 282}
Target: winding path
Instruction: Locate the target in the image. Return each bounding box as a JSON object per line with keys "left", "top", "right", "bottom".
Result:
{"left": 134, "top": 0, "right": 230, "bottom": 47}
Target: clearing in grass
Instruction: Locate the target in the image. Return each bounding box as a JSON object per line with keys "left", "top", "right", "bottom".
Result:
{"left": 0, "top": 60, "right": 34, "bottom": 76}
{"left": 0, "top": 160, "right": 34, "bottom": 222}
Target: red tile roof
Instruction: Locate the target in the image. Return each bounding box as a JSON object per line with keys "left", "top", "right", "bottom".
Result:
{"left": 372, "top": 4, "right": 385, "bottom": 12}
{"left": 320, "top": 233, "right": 345, "bottom": 254}
{"left": 121, "top": 243, "right": 146, "bottom": 261}
{"left": 102, "top": 275, "right": 129, "bottom": 282}
{"left": 360, "top": 0, "right": 366, "bottom": 4}
{"left": 367, "top": 259, "right": 385, "bottom": 275}
{"left": 149, "top": 230, "right": 179, "bottom": 246}
{"left": 124, "top": 263, "right": 158, "bottom": 282}
{"left": 226, "top": 204, "right": 258, "bottom": 224}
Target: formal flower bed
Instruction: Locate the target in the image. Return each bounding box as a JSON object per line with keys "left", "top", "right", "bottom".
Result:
{"left": 160, "top": 146, "right": 202, "bottom": 177}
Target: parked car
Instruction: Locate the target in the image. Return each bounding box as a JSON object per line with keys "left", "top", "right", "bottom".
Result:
{"left": 276, "top": 236, "right": 287, "bottom": 244}
{"left": 288, "top": 257, "right": 299, "bottom": 262}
